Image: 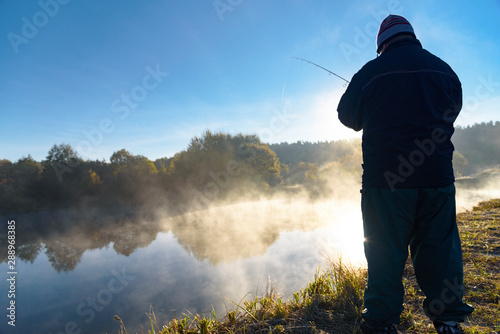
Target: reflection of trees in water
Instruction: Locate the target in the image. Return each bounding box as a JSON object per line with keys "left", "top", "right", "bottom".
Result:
{"left": 17, "top": 242, "right": 43, "bottom": 264}
{"left": 45, "top": 240, "right": 84, "bottom": 272}
{"left": 112, "top": 223, "right": 158, "bottom": 256}
{"left": 170, "top": 213, "right": 281, "bottom": 264}
{"left": 0, "top": 210, "right": 160, "bottom": 272}
{"left": 0, "top": 200, "right": 329, "bottom": 271}
{"left": 163, "top": 200, "right": 325, "bottom": 264}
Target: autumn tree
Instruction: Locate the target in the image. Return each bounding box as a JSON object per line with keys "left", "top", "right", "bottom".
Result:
{"left": 42, "top": 143, "right": 83, "bottom": 185}
{"left": 0, "top": 160, "right": 15, "bottom": 213}
{"left": 108, "top": 149, "right": 158, "bottom": 205}
{"left": 168, "top": 131, "right": 283, "bottom": 210}
{"left": 242, "top": 143, "right": 282, "bottom": 186}
{"left": 0, "top": 159, "right": 13, "bottom": 185}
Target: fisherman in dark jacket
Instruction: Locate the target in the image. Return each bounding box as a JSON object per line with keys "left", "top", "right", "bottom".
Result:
{"left": 337, "top": 15, "right": 474, "bottom": 334}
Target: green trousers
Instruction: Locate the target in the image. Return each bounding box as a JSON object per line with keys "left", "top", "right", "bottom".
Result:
{"left": 361, "top": 184, "right": 474, "bottom": 326}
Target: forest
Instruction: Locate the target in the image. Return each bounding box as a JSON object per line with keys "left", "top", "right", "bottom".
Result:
{"left": 1, "top": 121, "right": 499, "bottom": 215}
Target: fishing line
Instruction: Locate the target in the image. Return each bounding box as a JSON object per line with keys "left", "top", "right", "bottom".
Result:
{"left": 280, "top": 58, "right": 292, "bottom": 110}
{"left": 280, "top": 79, "right": 287, "bottom": 109}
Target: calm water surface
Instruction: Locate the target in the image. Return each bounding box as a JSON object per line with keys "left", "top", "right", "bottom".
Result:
{"left": 0, "top": 199, "right": 365, "bottom": 334}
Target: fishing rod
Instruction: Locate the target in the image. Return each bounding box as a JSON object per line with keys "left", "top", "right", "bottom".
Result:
{"left": 290, "top": 57, "right": 350, "bottom": 84}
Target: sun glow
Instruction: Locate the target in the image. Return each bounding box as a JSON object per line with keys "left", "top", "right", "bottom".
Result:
{"left": 312, "top": 199, "right": 366, "bottom": 268}
{"left": 308, "top": 89, "right": 362, "bottom": 142}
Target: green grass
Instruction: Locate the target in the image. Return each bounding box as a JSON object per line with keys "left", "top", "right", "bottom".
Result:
{"left": 113, "top": 198, "right": 500, "bottom": 334}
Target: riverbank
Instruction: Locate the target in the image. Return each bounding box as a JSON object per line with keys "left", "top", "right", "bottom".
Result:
{"left": 114, "top": 198, "right": 500, "bottom": 334}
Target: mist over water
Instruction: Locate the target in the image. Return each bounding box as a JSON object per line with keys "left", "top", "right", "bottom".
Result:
{"left": 159, "top": 196, "right": 366, "bottom": 265}
{"left": 0, "top": 171, "right": 366, "bottom": 333}
{"left": 1, "top": 168, "right": 498, "bottom": 333}
{"left": 455, "top": 169, "right": 500, "bottom": 211}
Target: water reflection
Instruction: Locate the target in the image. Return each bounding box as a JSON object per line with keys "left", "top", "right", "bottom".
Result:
{"left": 0, "top": 198, "right": 365, "bottom": 334}
{"left": 1, "top": 199, "right": 340, "bottom": 271}
{"left": 165, "top": 199, "right": 329, "bottom": 264}
{"left": 1, "top": 210, "right": 160, "bottom": 272}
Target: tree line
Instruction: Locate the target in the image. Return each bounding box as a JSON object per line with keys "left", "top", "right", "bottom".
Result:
{"left": 0, "top": 130, "right": 359, "bottom": 215}
{"left": 269, "top": 121, "right": 500, "bottom": 177}
{"left": 452, "top": 121, "right": 500, "bottom": 175}
{"left": 1, "top": 122, "right": 498, "bottom": 215}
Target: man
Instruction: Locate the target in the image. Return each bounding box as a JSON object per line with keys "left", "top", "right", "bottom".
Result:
{"left": 337, "top": 14, "right": 474, "bottom": 334}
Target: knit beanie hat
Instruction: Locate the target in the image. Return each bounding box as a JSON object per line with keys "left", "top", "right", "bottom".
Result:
{"left": 376, "top": 14, "right": 415, "bottom": 53}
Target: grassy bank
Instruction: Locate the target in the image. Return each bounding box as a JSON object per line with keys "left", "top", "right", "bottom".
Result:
{"left": 114, "top": 199, "right": 500, "bottom": 334}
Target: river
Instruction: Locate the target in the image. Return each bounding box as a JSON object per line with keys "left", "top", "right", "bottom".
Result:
{"left": 2, "top": 176, "right": 498, "bottom": 334}
{"left": 0, "top": 198, "right": 365, "bottom": 334}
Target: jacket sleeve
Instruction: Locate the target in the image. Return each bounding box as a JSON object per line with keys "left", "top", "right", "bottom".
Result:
{"left": 337, "top": 72, "right": 364, "bottom": 131}
{"left": 447, "top": 72, "right": 463, "bottom": 123}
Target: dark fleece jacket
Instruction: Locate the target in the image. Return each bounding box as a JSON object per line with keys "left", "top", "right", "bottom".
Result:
{"left": 337, "top": 38, "right": 462, "bottom": 189}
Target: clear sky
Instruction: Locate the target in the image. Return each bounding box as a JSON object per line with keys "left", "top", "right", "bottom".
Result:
{"left": 1, "top": 0, "right": 499, "bottom": 162}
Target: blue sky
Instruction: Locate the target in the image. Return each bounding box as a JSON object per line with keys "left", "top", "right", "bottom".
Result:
{"left": 1, "top": 0, "right": 499, "bottom": 162}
